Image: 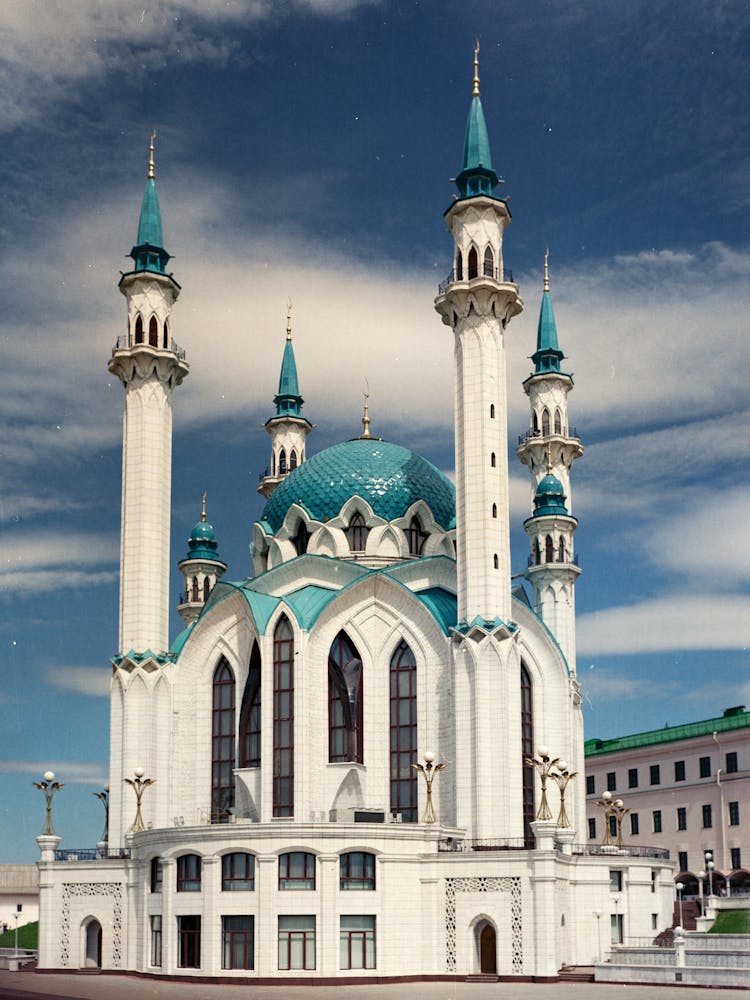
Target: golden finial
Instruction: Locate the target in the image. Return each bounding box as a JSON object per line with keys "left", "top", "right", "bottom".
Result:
{"left": 546, "top": 443, "right": 553, "bottom": 474}
{"left": 148, "top": 129, "right": 156, "bottom": 179}
{"left": 201, "top": 490, "right": 207, "bottom": 523}
{"left": 286, "top": 299, "right": 292, "bottom": 342}
{"left": 361, "top": 385, "right": 372, "bottom": 438}
{"left": 543, "top": 247, "right": 550, "bottom": 293}
{"left": 473, "top": 39, "right": 480, "bottom": 97}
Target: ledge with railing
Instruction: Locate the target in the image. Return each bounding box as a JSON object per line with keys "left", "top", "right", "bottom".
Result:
{"left": 572, "top": 843, "right": 670, "bottom": 860}
{"left": 437, "top": 266, "right": 516, "bottom": 295}
{"left": 528, "top": 552, "right": 580, "bottom": 568}
{"left": 112, "top": 335, "right": 187, "bottom": 361}
{"left": 438, "top": 837, "right": 534, "bottom": 852}
{"left": 53, "top": 847, "right": 131, "bottom": 861}
{"left": 517, "top": 427, "right": 580, "bottom": 446}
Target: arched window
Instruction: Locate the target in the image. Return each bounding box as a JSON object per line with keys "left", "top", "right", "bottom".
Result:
{"left": 149, "top": 315, "right": 158, "bottom": 347}
{"left": 491, "top": 452, "right": 496, "bottom": 468}
{"left": 212, "top": 659, "right": 235, "bottom": 823}
{"left": 468, "top": 246, "right": 478, "bottom": 279}
{"left": 390, "top": 640, "right": 417, "bottom": 822}
{"left": 278, "top": 851, "right": 315, "bottom": 889}
{"left": 292, "top": 522, "right": 309, "bottom": 556}
{"left": 222, "top": 852, "right": 255, "bottom": 891}
{"left": 490, "top": 403, "right": 495, "bottom": 419}
{"left": 345, "top": 512, "right": 368, "bottom": 552}
{"left": 328, "top": 632, "right": 363, "bottom": 763}
{"left": 134, "top": 315, "right": 144, "bottom": 344}
{"left": 340, "top": 852, "right": 375, "bottom": 890}
{"left": 492, "top": 503, "right": 497, "bottom": 518}
{"left": 239, "top": 642, "right": 261, "bottom": 768}
{"left": 203, "top": 577, "right": 210, "bottom": 602}
{"left": 290, "top": 450, "right": 298, "bottom": 471}
{"left": 534, "top": 538, "right": 541, "bottom": 566}
{"left": 483, "top": 245, "right": 494, "bottom": 277}
{"left": 176, "top": 854, "right": 202, "bottom": 892}
{"left": 493, "top": 554, "right": 499, "bottom": 569}
{"left": 150, "top": 857, "right": 163, "bottom": 893}
{"left": 191, "top": 576, "right": 199, "bottom": 602}
{"left": 558, "top": 537, "right": 566, "bottom": 563}
{"left": 521, "top": 664, "right": 535, "bottom": 847}
{"left": 273, "top": 617, "right": 294, "bottom": 817}
{"left": 405, "top": 516, "right": 427, "bottom": 556}
{"left": 279, "top": 449, "right": 287, "bottom": 475}
{"left": 554, "top": 408, "right": 562, "bottom": 434}
{"left": 542, "top": 409, "right": 550, "bottom": 436}
{"left": 455, "top": 250, "right": 463, "bottom": 281}
{"left": 545, "top": 535, "right": 554, "bottom": 563}
{"left": 532, "top": 410, "right": 539, "bottom": 434}
{"left": 163, "top": 319, "right": 169, "bottom": 349}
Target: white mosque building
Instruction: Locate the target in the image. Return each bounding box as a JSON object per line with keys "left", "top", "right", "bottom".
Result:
{"left": 36, "top": 54, "right": 674, "bottom": 982}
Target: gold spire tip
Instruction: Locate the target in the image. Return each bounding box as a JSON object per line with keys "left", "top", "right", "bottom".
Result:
{"left": 286, "top": 300, "right": 292, "bottom": 341}
{"left": 472, "top": 40, "right": 480, "bottom": 97}
{"left": 201, "top": 490, "right": 207, "bottom": 523}
{"left": 546, "top": 443, "right": 552, "bottom": 475}
{"left": 543, "top": 247, "right": 550, "bottom": 293}
{"left": 361, "top": 385, "right": 371, "bottom": 439}
{"left": 148, "top": 129, "right": 156, "bottom": 180}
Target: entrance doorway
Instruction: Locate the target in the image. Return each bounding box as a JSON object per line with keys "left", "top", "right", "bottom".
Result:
{"left": 84, "top": 919, "right": 102, "bottom": 968}
{"left": 479, "top": 923, "right": 497, "bottom": 974}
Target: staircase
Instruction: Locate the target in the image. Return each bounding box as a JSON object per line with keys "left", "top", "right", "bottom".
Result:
{"left": 559, "top": 965, "right": 595, "bottom": 982}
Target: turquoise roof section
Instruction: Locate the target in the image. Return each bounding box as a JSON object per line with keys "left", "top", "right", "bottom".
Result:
{"left": 585, "top": 706, "right": 750, "bottom": 756}
{"left": 455, "top": 95, "right": 500, "bottom": 199}
{"left": 415, "top": 587, "right": 458, "bottom": 635}
{"left": 532, "top": 290, "right": 565, "bottom": 373}
{"left": 130, "top": 177, "right": 170, "bottom": 274}
{"left": 181, "top": 518, "right": 225, "bottom": 565}
{"left": 531, "top": 473, "right": 569, "bottom": 518}
{"left": 283, "top": 584, "right": 339, "bottom": 629}
{"left": 170, "top": 624, "right": 194, "bottom": 659}
{"left": 261, "top": 438, "right": 456, "bottom": 535}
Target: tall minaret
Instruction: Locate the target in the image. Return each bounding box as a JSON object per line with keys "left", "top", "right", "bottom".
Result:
{"left": 109, "top": 133, "right": 189, "bottom": 654}
{"left": 258, "top": 303, "right": 313, "bottom": 499}
{"left": 518, "top": 253, "right": 582, "bottom": 666}
{"left": 435, "top": 44, "right": 523, "bottom": 624}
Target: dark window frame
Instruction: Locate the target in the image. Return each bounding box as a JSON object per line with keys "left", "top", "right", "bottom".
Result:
{"left": 390, "top": 640, "right": 418, "bottom": 822}
{"left": 176, "top": 854, "right": 202, "bottom": 893}
{"left": 340, "top": 851, "right": 376, "bottom": 890}
{"left": 279, "top": 851, "right": 316, "bottom": 890}
{"left": 222, "top": 852, "right": 255, "bottom": 891}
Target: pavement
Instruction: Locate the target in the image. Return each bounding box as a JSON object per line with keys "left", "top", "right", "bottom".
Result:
{"left": 0, "top": 970, "right": 746, "bottom": 1000}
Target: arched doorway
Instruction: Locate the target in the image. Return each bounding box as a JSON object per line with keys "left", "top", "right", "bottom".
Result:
{"left": 479, "top": 923, "right": 497, "bottom": 974}
{"left": 83, "top": 919, "right": 102, "bottom": 968}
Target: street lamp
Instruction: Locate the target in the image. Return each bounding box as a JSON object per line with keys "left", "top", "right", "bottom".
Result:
{"left": 552, "top": 760, "right": 577, "bottom": 828}
{"left": 697, "top": 870, "right": 706, "bottom": 913}
{"left": 93, "top": 785, "right": 109, "bottom": 845}
{"left": 123, "top": 768, "right": 155, "bottom": 834}
{"left": 524, "top": 746, "right": 560, "bottom": 821}
{"left": 411, "top": 752, "right": 446, "bottom": 824}
{"left": 675, "top": 881, "right": 685, "bottom": 929}
{"left": 595, "top": 791, "right": 617, "bottom": 846}
{"left": 593, "top": 910, "right": 603, "bottom": 963}
{"left": 705, "top": 852, "right": 714, "bottom": 896}
{"left": 32, "top": 771, "right": 64, "bottom": 836}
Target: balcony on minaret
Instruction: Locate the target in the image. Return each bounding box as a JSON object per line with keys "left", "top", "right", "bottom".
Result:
{"left": 438, "top": 256, "right": 516, "bottom": 295}
{"left": 112, "top": 332, "right": 187, "bottom": 362}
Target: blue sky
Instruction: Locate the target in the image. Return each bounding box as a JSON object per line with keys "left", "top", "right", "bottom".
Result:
{"left": 1, "top": 0, "right": 749, "bottom": 862}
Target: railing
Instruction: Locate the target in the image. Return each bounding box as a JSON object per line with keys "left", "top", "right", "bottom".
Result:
{"left": 518, "top": 427, "right": 580, "bottom": 446}
{"left": 438, "top": 266, "right": 515, "bottom": 295}
{"left": 572, "top": 843, "right": 670, "bottom": 860}
{"left": 528, "top": 552, "right": 580, "bottom": 568}
{"left": 439, "top": 837, "right": 533, "bottom": 852}
{"left": 112, "top": 335, "right": 187, "bottom": 361}
{"left": 53, "top": 848, "right": 131, "bottom": 861}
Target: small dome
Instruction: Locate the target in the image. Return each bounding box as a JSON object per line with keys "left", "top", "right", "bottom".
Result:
{"left": 190, "top": 521, "right": 216, "bottom": 544}
{"left": 183, "top": 520, "right": 222, "bottom": 563}
{"left": 261, "top": 438, "right": 455, "bottom": 534}
{"left": 533, "top": 473, "right": 568, "bottom": 517}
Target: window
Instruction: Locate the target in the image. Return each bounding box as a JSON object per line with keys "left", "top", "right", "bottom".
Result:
{"left": 346, "top": 512, "right": 368, "bottom": 552}
{"left": 628, "top": 768, "right": 638, "bottom": 789}
{"left": 678, "top": 851, "right": 688, "bottom": 873}
{"left": 222, "top": 852, "right": 255, "bottom": 891}
{"left": 148, "top": 315, "right": 158, "bottom": 347}
{"left": 490, "top": 403, "right": 495, "bottom": 418}
{"left": 554, "top": 408, "right": 562, "bottom": 434}
{"left": 292, "top": 522, "right": 309, "bottom": 555}
{"left": 278, "top": 916, "right": 315, "bottom": 970}
{"left": 609, "top": 870, "right": 623, "bottom": 892}
{"left": 176, "top": 854, "right": 202, "bottom": 892}
{"left": 150, "top": 915, "right": 162, "bottom": 967}
{"left": 163, "top": 319, "right": 169, "bottom": 349}
{"left": 542, "top": 408, "right": 550, "bottom": 436}
{"left": 651, "top": 869, "right": 657, "bottom": 893}
{"left": 279, "top": 852, "right": 316, "bottom": 890}
{"left": 239, "top": 642, "right": 261, "bottom": 768}
{"left": 290, "top": 449, "right": 298, "bottom": 471}
{"left": 606, "top": 772, "right": 616, "bottom": 792}
{"left": 558, "top": 537, "right": 566, "bottom": 562}
{"left": 677, "top": 807, "right": 687, "bottom": 831}
{"left": 650, "top": 764, "right": 660, "bottom": 785}
{"left": 731, "top": 847, "right": 742, "bottom": 869}
{"left": 191, "top": 576, "right": 199, "bottom": 602}
{"left": 545, "top": 534, "right": 554, "bottom": 563}
{"left": 273, "top": 617, "right": 294, "bottom": 817}
{"left": 490, "top": 452, "right": 496, "bottom": 467}
{"left": 455, "top": 250, "right": 463, "bottom": 281}
{"left": 222, "top": 915, "right": 254, "bottom": 970}
{"left": 521, "top": 664, "right": 535, "bottom": 847}
{"left": 177, "top": 915, "right": 201, "bottom": 968}
{"left": 150, "top": 857, "right": 163, "bottom": 893}
{"left": 483, "top": 245, "right": 494, "bottom": 277}
{"left": 630, "top": 813, "right": 639, "bottom": 836}
{"left": 492, "top": 503, "right": 497, "bottom": 518}
{"left": 586, "top": 775, "right": 595, "bottom": 795}
{"left": 212, "top": 659, "right": 236, "bottom": 823}
{"left": 726, "top": 751, "right": 738, "bottom": 774}
{"left": 728, "top": 801, "right": 740, "bottom": 826}
{"left": 652, "top": 914, "right": 658, "bottom": 931}
{"left": 405, "top": 516, "right": 427, "bottom": 556}
{"left": 135, "top": 314, "right": 144, "bottom": 344}
{"left": 674, "top": 760, "right": 686, "bottom": 782}
{"left": 340, "top": 852, "right": 376, "bottom": 890}
{"left": 652, "top": 810, "right": 662, "bottom": 834}
{"left": 340, "top": 915, "right": 376, "bottom": 970}
{"left": 279, "top": 449, "right": 287, "bottom": 475}
{"left": 702, "top": 804, "right": 712, "bottom": 829}
{"left": 610, "top": 913, "right": 623, "bottom": 945}
{"left": 699, "top": 756, "right": 711, "bottom": 778}
{"left": 203, "top": 577, "right": 210, "bottom": 602}
{"left": 328, "top": 632, "right": 363, "bottom": 763}
{"left": 390, "top": 640, "right": 418, "bottom": 822}
{"left": 468, "top": 246, "right": 478, "bottom": 279}
{"left": 588, "top": 817, "right": 596, "bottom": 839}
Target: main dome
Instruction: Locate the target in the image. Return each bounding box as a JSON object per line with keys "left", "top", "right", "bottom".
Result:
{"left": 261, "top": 438, "right": 456, "bottom": 533}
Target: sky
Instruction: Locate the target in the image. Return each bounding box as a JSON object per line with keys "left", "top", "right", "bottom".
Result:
{"left": 1, "top": 0, "right": 749, "bottom": 863}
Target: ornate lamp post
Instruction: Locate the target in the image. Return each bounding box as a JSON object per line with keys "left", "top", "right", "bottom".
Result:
{"left": 124, "top": 768, "right": 155, "bottom": 834}
{"left": 595, "top": 790, "right": 617, "bottom": 846}
{"left": 552, "top": 760, "right": 577, "bottom": 828}
{"left": 524, "top": 747, "right": 560, "bottom": 820}
{"left": 705, "top": 853, "right": 715, "bottom": 896}
{"left": 610, "top": 797, "right": 629, "bottom": 849}
{"left": 32, "top": 771, "right": 64, "bottom": 836}
{"left": 93, "top": 785, "right": 110, "bottom": 845}
{"left": 675, "top": 881, "right": 685, "bottom": 929}
{"left": 697, "top": 869, "right": 706, "bottom": 914}
{"left": 411, "top": 752, "right": 446, "bottom": 824}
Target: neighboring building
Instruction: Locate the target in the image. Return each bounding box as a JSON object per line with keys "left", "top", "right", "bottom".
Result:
{"left": 35, "top": 54, "right": 673, "bottom": 981}
{"left": 0, "top": 865, "right": 38, "bottom": 934}
{"left": 585, "top": 706, "right": 750, "bottom": 891}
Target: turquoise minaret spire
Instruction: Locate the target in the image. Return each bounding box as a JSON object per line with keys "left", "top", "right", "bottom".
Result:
{"left": 454, "top": 42, "right": 501, "bottom": 199}
{"left": 532, "top": 250, "right": 565, "bottom": 374}
{"left": 275, "top": 316, "right": 303, "bottom": 417}
{"left": 129, "top": 131, "right": 171, "bottom": 275}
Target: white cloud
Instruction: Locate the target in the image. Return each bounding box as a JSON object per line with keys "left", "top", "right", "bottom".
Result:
{"left": 0, "top": 532, "right": 118, "bottom": 596}
{"left": 579, "top": 668, "right": 679, "bottom": 703}
{"left": 577, "top": 594, "right": 750, "bottom": 655}
{"left": 0, "top": 759, "right": 106, "bottom": 784}
{"left": 45, "top": 668, "right": 110, "bottom": 698}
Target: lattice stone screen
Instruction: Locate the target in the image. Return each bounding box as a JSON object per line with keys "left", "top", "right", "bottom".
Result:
{"left": 60, "top": 882, "right": 123, "bottom": 968}
{"left": 444, "top": 876, "right": 522, "bottom": 974}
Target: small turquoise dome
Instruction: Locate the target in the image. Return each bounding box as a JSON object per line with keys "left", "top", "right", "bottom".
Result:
{"left": 533, "top": 473, "right": 569, "bottom": 517}
{"left": 261, "top": 438, "right": 456, "bottom": 534}
{"left": 184, "top": 520, "right": 222, "bottom": 562}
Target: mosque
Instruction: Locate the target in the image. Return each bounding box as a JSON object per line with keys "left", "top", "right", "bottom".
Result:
{"left": 35, "top": 52, "right": 673, "bottom": 982}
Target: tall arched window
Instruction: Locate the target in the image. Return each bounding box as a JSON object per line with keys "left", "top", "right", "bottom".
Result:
{"left": 545, "top": 535, "right": 554, "bottom": 563}
{"left": 492, "top": 503, "right": 497, "bottom": 518}
{"left": 558, "top": 537, "right": 566, "bottom": 563}
{"left": 279, "top": 449, "right": 287, "bottom": 475}
{"left": 468, "top": 246, "right": 478, "bottom": 279}
{"left": 532, "top": 410, "right": 539, "bottom": 434}
{"left": 163, "top": 319, "right": 169, "bottom": 349}
{"left": 405, "top": 516, "right": 427, "bottom": 556}
{"left": 239, "top": 642, "right": 261, "bottom": 768}
{"left": 390, "top": 640, "right": 417, "bottom": 822}
{"left": 493, "top": 553, "right": 499, "bottom": 569}
{"left": 490, "top": 452, "right": 496, "bottom": 468}
{"left": 521, "top": 664, "right": 535, "bottom": 847}
{"left": 149, "top": 315, "right": 159, "bottom": 347}
{"left": 490, "top": 403, "right": 495, "bottom": 419}
{"left": 292, "top": 523, "right": 309, "bottom": 556}
{"left": 191, "top": 576, "right": 199, "bottom": 602}
{"left": 455, "top": 250, "right": 463, "bottom": 281}
{"left": 212, "top": 659, "right": 236, "bottom": 823}
{"left": 273, "top": 618, "right": 294, "bottom": 817}
{"left": 328, "top": 632, "right": 363, "bottom": 763}
{"left": 554, "top": 408, "right": 562, "bottom": 434}
{"left": 290, "top": 450, "right": 298, "bottom": 471}
{"left": 134, "top": 315, "right": 144, "bottom": 344}
{"left": 345, "top": 512, "right": 368, "bottom": 552}
{"left": 542, "top": 409, "right": 550, "bottom": 436}
{"left": 534, "top": 538, "right": 541, "bottom": 566}
{"left": 203, "top": 577, "right": 210, "bottom": 602}
{"left": 483, "top": 245, "right": 494, "bottom": 277}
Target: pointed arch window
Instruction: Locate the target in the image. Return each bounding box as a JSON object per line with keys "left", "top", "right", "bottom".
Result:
{"left": 554, "top": 409, "right": 562, "bottom": 434}
{"left": 328, "top": 632, "right": 363, "bottom": 763}
{"left": 558, "top": 537, "right": 566, "bottom": 563}
{"left": 134, "top": 315, "right": 144, "bottom": 344}
{"left": 532, "top": 411, "right": 539, "bottom": 435}
{"left": 468, "top": 246, "right": 478, "bottom": 279}
{"left": 239, "top": 642, "right": 261, "bottom": 768}
{"left": 290, "top": 450, "right": 298, "bottom": 471}
{"left": 545, "top": 535, "right": 554, "bottom": 563}
{"left": 163, "top": 319, "right": 169, "bottom": 349}
{"left": 390, "top": 640, "right": 417, "bottom": 822}
{"left": 542, "top": 409, "right": 550, "bottom": 436}
{"left": 273, "top": 617, "right": 294, "bottom": 817}
{"left": 279, "top": 449, "right": 287, "bottom": 475}
{"left": 483, "top": 245, "right": 494, "bottom": 277}
{"left": 346, "top": 512, "right": 368, "bottom": 553}
{"left": 455, "top": 250, "right": 463, "bottom": 281}
{"left": 191, "top": 576, "right": 199, "bottom": 602}
{"left": 534, "top": 538, "right": 541, "bottom": 566}
{"left": 521, "top": 664, "right": 535, "bottom": 847}
{"left": 292, "top": 522, "right": 309, "bottom": 556}
{"left": 149, "top": 315, "right": 159, "bottom": 347}
{"left": 492, "top": 503, "right": 497, "bottom": 519}
{"left": 203, "top": 577, "right": 210, "bottom": 602}
{"left": 490, "top": 403, "right": 495, "bottom": 419}
{"left": 490, "top": 452, "right": 496, "bottom": 468}
{"left": 493, "top": 554, "right": 499, "bottom": 569}
{"left": 212, "top": 659, "right": 236, "bottom": 823}
{"left": 405, "top": 516, "right": 427, "bottom": 557}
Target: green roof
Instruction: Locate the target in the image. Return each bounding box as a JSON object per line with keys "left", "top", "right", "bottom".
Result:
{"left": 532, "top": 290, "right": 565, "bottom": 374}
{"left": 455, "top": 95, "right": 500, "bottom": 199}
{"left": 585, "top": 706, "right": 750, "bottom": 756}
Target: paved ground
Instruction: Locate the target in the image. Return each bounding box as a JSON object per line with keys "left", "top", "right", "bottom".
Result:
{"left": 0, "top": 971, "right": 745, "bottom": 1000}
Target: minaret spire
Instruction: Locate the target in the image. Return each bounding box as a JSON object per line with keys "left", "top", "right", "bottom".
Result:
{"left": 472, "top": 39, "right": 480, "bottom": 97}
{"left": 360, "top": 386, "right": 372, "bottom": 439}
{"left": 148, "top": 129, "right": 156, "bottom": 180}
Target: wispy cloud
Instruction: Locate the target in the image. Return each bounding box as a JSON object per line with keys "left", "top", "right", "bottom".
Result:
{"left": 0, "top": 759, "right": 106, "bottom": 784}
{"left": 44, "top": 668, "right": 110, "bottom": 698}
{"left": 0, "top": 532, "right": 118, "bottom": 596}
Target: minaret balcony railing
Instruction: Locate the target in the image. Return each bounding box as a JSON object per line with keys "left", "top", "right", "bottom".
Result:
{"left": 438, "top": 265, "right": 515, "bottom": 295}
{"left": 528, "top": 552, "right": 579, "bottom": 568}
{"left": 112, "top": 334, "right": 186, "bottom": 361}
{"left": 518, "top": 427, "right": 579, "bottom": 446}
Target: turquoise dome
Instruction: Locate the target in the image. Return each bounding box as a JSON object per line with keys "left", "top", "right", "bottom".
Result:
{"left": 261, "top": 438, "right": 456, "bottom": 534}
{"left": 183, "top": 520, "right": 223, "bottom": 562}
{"left": 532, "top": 473, "right": 569, "bottom": 517}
